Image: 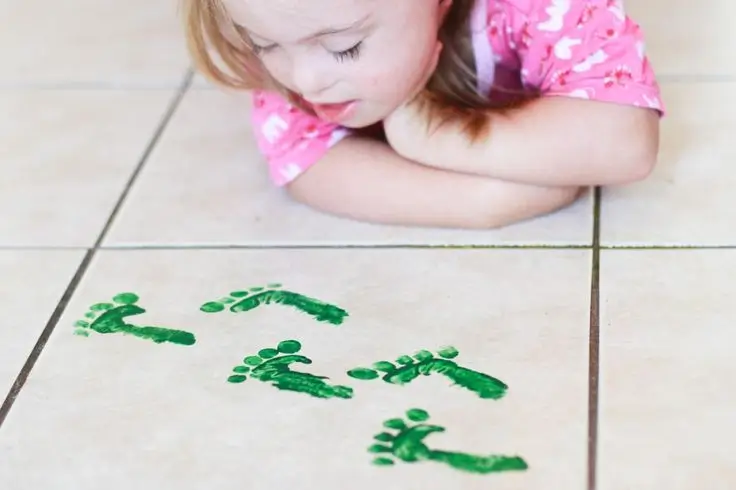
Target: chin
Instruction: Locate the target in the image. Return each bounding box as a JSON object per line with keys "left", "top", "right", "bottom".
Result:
{"left": 341, "top": 116, "right": 380, "bottom": 129}
{"left": 341, "top": 108, "right": 390, "bottom": 129}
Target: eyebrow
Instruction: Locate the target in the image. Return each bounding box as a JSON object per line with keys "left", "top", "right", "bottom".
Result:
{"left": 249, "top": 14, "right": 370, "bottom": 44}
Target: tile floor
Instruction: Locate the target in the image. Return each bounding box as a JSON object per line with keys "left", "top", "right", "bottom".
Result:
{"left": 0, "top": 1, "right": 734, "bottom": 489}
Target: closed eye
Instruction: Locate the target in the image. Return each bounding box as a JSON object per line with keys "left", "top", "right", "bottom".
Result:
{"left": 331, "top": 41, "right": 362, "bottom": 62}
{"left": 251, "top": 40, "right": 363, "bottom": 62}
{"left": 251, "top": 43, "right": 276, "bottom": 56}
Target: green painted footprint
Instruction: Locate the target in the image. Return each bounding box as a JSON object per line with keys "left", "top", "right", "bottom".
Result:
{"left": 74, "top": 293, "right": 196, "bottom": 346}
{"left": 228, "top": 340, "right": 353, "bottom": 400}
{"left": 369, "top": 409, "right": 528, "bottom": 474}
{"left": 200, "top": 284, "right": 348, "bottom": 325}
{"left": 347, "top": 347, "right": 507, "bottom": 400}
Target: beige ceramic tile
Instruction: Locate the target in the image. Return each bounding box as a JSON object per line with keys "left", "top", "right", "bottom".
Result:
{"left": 105, "top": 89, "right": 593, "bottom": 246}
{"left": 0, "top": 90, "right": 175, "bottom": 247}
{"left": 598, "top": 250, "right": 736, "bottom": 489}
{"left": 0, "top": 0, "right": 189, "bottom": 86}
{"left": 600, "top": 83, "right": 736, "bottom": 246}
{"left": 0, "top": 250, "right": 84, "bottom": 398}
{"left": 0, "top": 248, "right": 590, "bottom": 489}
{"left": 626, "top": 0, "right": 736, "bottom": 77}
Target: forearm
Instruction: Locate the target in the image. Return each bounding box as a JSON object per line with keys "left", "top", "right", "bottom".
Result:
{"left": 286, "top": 136, "right": 581, "bottom": 229}
{"left": 416, "top": 97, "right": 660, "bottom": 187}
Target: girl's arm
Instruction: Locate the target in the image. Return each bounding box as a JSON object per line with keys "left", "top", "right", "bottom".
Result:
{"left": 285, "top": 136, "right": 581, "bottom": 229}
{"left": 384, "top": 0, "right": 663, "bottom": 188}
{"left": 391, "top": 97, "right": 659, "bottom": 187}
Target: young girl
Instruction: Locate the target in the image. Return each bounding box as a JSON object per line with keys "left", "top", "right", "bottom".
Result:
{"left": 183, "top": 0, "right": 663, "bottom": 229}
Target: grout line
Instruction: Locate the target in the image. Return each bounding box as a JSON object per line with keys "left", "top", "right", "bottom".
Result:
{"left": 658, "top": 74, "right": 736, "bottom": 83}
{"left": 92, "top": 70, "right": 194, "bottom": 248}
{"left": 99, "top": 243, "right": 592, "bottom": 251}
{"left": 600, "top": 245, "right": 736, "bottom": 250}
{"left": 587, "top": 187, "right": 602, "bottom": 490}
{"left": 0, "top": 82, "right": 185, "bottom": 91}
{"left": 0, "top": 246, "right": 91, "bottom": 251}
{"left": 0, "top": 70, "right": 194, "bottom": 430}
{"left": 4, "top": 244, "right": 736, "bottom": 251}
{"left": 0, "top": 249, "right": 94, "bottom": 427}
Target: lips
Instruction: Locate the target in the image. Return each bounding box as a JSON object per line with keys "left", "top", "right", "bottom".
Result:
{"left": 310, "top": 100, "right": 358, "bottom": 123}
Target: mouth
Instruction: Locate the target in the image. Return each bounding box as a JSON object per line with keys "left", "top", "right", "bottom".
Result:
{"left": 310, "top": 100, "right": 359, "bottom": 123}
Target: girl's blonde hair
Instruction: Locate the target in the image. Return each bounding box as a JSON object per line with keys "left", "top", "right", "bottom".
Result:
{"left": 182, "top": 0, "right": 526, "bottom": 140}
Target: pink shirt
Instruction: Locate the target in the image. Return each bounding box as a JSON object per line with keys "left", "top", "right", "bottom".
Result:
{"left": 251, "top": 0, "right": 665, "bottom": 186}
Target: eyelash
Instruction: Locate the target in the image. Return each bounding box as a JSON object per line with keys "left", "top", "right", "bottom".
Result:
{"left": 251, "top": 44, "right": 269, "bottom": 56}
{"left": 332, "top": 42, "right": 363, "bottom": 62}
{"left": 251, "top": 42, "right": 363, "bottom": 63}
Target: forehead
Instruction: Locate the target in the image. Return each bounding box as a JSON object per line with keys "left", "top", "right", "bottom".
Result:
{"left": 227, "top": 0, "right": 376, "bottom": 40}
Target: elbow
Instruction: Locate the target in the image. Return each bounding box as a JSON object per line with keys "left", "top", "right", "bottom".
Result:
{"left": 605, "top": 109, "right": 661, "bottom": 185}
{"left": 614, "top": 145, "right": 658, "bottom": 184}
{"left": 475, "top": 185, "right": 584, "bottom": 230}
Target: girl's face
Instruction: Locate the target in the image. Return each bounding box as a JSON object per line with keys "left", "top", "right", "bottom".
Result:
{"left": 226, "top": 0, "right": 447, "bottom": 127}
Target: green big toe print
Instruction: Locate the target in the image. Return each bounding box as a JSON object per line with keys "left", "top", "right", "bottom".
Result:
{"left": 73, "top": 293, "right": 196, "bottom": 346}
{"left": 347, "top": 347, "right": 508, "bottom": 399}
{"left": 228, "top": 340, "right": 353, "bottom": 400}
{"left": 369, "top": 409, "right": 528, "bottom": 474}
{"left": 200, "top": 284, "right": 348, "bottom": 325}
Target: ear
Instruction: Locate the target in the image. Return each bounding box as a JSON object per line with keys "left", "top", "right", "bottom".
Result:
{"left": 438, "top": 0, "right": 453, "bottom": 23}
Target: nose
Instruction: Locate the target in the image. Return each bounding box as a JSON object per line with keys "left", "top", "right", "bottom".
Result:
{"left": 289, "top": 55, "right": 334, "bottom": 98}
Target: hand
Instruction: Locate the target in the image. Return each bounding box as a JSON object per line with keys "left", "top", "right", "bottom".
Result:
{"left": 383, "top": 41, "right": 443, "bottom": 162}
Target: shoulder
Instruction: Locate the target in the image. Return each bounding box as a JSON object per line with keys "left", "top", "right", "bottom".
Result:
{"left": 487, "top": 0, "right": 633, "bottom": 36}
{"left": 491, "top": 0, "right": 665, "bottom": 113}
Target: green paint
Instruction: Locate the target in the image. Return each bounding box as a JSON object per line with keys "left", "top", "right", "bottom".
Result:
{"left": 228, "top": 340, "right": 353, "bottom": 400}
{"left": 368, "top": 409, "right": 528, "bottom": 474}
{"left": 347, "top": 347, "right": 507, "bottom": 400}
{"left": 200, "top": 284, "right": 348, "bottom": 325}
{"left": 74, "top": 293, "right": 195, "bottom": 346}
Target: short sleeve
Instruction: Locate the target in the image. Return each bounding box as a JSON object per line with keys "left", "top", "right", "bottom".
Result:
{"left": 511, "top": 0, "right": 665, "bottom": 114}
{"left": 250, "top": 90, "right": 353, "bottom": 186}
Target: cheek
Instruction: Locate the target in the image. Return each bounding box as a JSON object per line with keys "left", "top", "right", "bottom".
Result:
{"left": 357, "top": 74, "right": 403, "bottom": 101}
{"left": 261, "top": 57, "right": 290, "bottom": 86}
{"left": 358, "top": 55, "right": 426, "bottom": 99}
